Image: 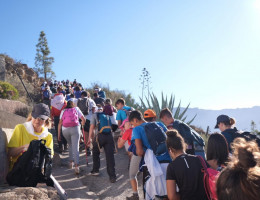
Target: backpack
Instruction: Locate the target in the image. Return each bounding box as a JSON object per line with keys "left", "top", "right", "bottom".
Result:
{"left": 197, "top": 156, "right": 219, "bottom": 200}
{"left": 171, "top": 119, "right": 205, "bottom": 147}
{"left": 143, "top": 122, "right": 168, "bottom": 156}
{"left": 61, "top": 107, "right": 79, "bottom": 127}
{"left": 97, "top": 112, "right": 112, "bottom": 134}
{"left": 77, "top": 97, "right": 89, "bottom": 115}
{"left": 123, "top": 107, "right": 135, "bottom": 118}
{"left": 43, "top": 90, "right": 50, "bottom": 100}
{"left": 74, "top": 90, "right": 82, "bottom": 99}
{"left": 6, "top": 140, "right": 53, "bottom": 187}
{"left": 232, "top": 130, "right": 260, "bottom": 147}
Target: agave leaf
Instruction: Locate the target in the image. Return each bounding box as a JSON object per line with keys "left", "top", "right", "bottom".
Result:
{"left": 139, "top": 97, "right": 147, "bottom": 110}
{"left": 186, "top": 114, "right": 197, "bottom": 125}
{"left": 182, "top": 116, "right": 187, "bottom": 122}
{"left": 145, "top": 95, "right": 152, "bottom": 109}
{"left": 179, "top": 103, "right": 190, "bottom": 120}
{"left": 174, "top": 101, "right": 181, "bottom": 119}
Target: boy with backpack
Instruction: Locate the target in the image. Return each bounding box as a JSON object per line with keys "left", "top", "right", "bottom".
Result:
{"left": 42, "top": 86, "right": 52, "bottom": 107}
{"left": 115, "top": 98, "right": 134, "bottom": 126}
{"left": 160, "top": 108, "right": 205, "bottom": 157}
{"left": 129, "top": 110, "right": 171, "bottom": 199}
{"left": 87, "top": 106, "right": 117, "bottom": 183}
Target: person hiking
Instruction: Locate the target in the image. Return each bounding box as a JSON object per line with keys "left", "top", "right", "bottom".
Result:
{"left": 42, "top": 86, "right": 52, "bottom": 107}
{"left": 94, "top": 87, "right": 106, "bottom": 99}
{"left": 206, "top": 133, "right": 229, "bottom": 171}
{"left": 115, "top": 98, "right": 133, "bottom": 127}
{"left": 69, "top": 93, "right": 78, "bottom": 107}
{"left": 129, "top": 110, "right": 171, "bottom": 200}
{"left": 160, "top": 108, "right": 205, "bottom": 157}
{"left": 216, "top": 138, "right": 260, "bottom": 200}
{"left": 74, "top": 86, "right": 82, "bottom": 99}
{"left": 93, "top": 93, "right": 105, "bottom": 107}
{"left": 51, "top": 92, "right": 67, "bottom": 153}
{"left": 8, "top": 103, "right": 54, "bottom": 171}
{"left": 166, "top": 129, "right": 209, "bottom": 200}
{"left": 87, "top": 106, "right": 117, "bottom": 183}
{"left": 103, "top": 98, "right": 114, "bottom": 116}
{"left": 80, "top": 91, "right": 96, "bottom": 156}
{"left": 144, "top": 109, "right": 167, "bottom": 131}
{"left": 58, "top": 100, "right": 86, "bottom": 174}
{"left": 117, "top": 118, "right": 141, "bottom": 200}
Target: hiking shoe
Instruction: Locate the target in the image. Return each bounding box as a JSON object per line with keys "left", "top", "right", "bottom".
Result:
{"left": 75, "top": 166, "right": 80, "bottom": 174}
{"left": 110, "top": 177, "right": 116, "bottom": 183}
{"left": 126, "top": 193, "right": 139, "bottom": 200}
{"left": 87, "top": 148, "right": 91, "bottom": 156}
{"left": 90, "top": 170, "right": 99, "bottom": 176}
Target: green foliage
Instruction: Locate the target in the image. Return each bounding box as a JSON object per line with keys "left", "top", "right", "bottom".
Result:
{"left": 139, "top": 92, "right": 196, "bottom": 124}
{"left": 34, "top": 31, "right": 55, "bottom": 80}
{"left": 139, "top": 68, "right": 152, "bottom": 102}
{"left": 0, "top": 81, "right": 19, "bottom": 100}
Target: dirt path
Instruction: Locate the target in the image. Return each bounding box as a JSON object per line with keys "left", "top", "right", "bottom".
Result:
{"left": 53, "top": 146, "right": 143, "bottom": 200}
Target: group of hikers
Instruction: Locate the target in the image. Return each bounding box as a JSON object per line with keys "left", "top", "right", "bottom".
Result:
{"left": 5, "top": 79, "right": 260, "bottom": 200}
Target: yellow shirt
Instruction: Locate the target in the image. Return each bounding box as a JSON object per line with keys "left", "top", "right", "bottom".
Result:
{"left": 8, "top": 122, "right": 54, "bottom": 170}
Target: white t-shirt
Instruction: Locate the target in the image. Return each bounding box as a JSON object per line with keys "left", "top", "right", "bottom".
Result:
{"left": 86, "top": 98, "right": 97, "bottom": 121}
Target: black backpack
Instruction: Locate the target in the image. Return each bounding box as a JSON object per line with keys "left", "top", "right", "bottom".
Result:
{"left": 6, "top": 139, "right": 53, "bottom": 187}
{"left": 143, "top": 122, "right": 167, "bottom": 156}
{"left": 232, "top": 130, "right": 260, "bottom": 147}
{"left": 77, "top": 97, "right": 89, "bottom": 115}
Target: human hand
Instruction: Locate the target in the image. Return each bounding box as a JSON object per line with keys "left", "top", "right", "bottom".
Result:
{"left": 86, "top": 138, "right": 92, "bottom": 147}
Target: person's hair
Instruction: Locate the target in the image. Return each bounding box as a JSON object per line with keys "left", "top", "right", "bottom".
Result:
{"left": 159, "top": 108, "right": 173, "bottom": 119}
{"left": 221, "top": 117, "right": 236, "bottom": 127}
{"left": 105, "top": 98, "right": 112, "bottom": 105}
{"left": 115, "top": 98, "right": 125, "bottom": 106}
{"left": 207, "top": 133, "right": 229, "bottom": 166}
{"left": 66, "top": 100, "right": 74, "bottom": 108}
{"left": 74, "top": 86, "right": 80, "bottom": 91}
{"left": 57, "top": 87, "right": 62, "bottom": 92}
{"left": 81, "top": 91, "right": 87, "bottom": 97}
{"left": 145, "top": 117, "right": 155, "bottom": 122}
{"left": 27, "top": 114, "right": 51, "bottom": 128}
{"left": 166, "top": 129, "right": 186, "bottom": 151}
{"left": 70, "top": 93, "right": 75, "bottom": 98}
{"left": 87, "top": 91, "right": 90, "bottom": 98}
{"left": 216, "top": 138, "right": 260, "bottom": 200}
{"left": 93, "top": 93, "right": 98, "bottom": 97}
{"left": 129, "top": 110, "right": 144, "bottom": 122}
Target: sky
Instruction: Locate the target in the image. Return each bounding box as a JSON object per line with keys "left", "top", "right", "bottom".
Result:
{"left": 1, "top": 0, "right": 260, "bottom": 110}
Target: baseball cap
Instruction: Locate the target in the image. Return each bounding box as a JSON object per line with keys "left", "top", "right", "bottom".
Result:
{"left": 120, "top": 118, "right": 129, "bottom": 130}
{"left": 31, "top": 103, "right": 50, "bottom": 120}
{"left": 144, "top": 109, "right": 156, "bottom": 118}
{"left": 214, "top": 114, "right": 230, "bottom": 129}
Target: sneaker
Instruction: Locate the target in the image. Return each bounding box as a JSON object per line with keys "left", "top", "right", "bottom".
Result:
{"left": 110, "top": 177, "right": 116, "bottom": 183}
{"left": 75, "top": 166, "right": 80, "bottom": 174}
{"left": 126, "top": 193, "right": 139, "bottom": 200}
{"left": 90, "top": 170, "right": 99, "bottom": 176}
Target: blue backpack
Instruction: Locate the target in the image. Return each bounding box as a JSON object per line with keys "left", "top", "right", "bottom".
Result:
{"left": 43, "top": 90, "right": 50, "bottom": 100}
{"left": 97, "top": 113, "right": 112, "bottom": 134}
{"left": 143, "top": 122, "right": 168, "bottom": 156}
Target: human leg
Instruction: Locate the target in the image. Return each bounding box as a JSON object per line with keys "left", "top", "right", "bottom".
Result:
{"left": 91, "top": 135, "right": 101, "bottom": 173}
{"left": 62, "top": 127, "right": 73, "bottom": 163}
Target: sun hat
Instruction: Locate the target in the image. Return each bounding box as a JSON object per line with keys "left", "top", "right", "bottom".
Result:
{"left": 31, "top": 103, "right": 50, "bottom": 120}
{"left": 120, "top": 118, "right": 129, "bottom": 130}
{"left": 144, "top": 109, "right": 156, "bottom": 118}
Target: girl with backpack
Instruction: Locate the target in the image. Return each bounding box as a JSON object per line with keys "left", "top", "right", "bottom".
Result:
{"left": 58, "top": 100, "right": 86, "bottom": 174}
{"left": 166, "top": 130, "right": 209, "bottom": 200}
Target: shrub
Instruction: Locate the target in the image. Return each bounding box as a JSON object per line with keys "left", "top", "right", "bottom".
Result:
{"left": 0, "top": 81, "right": 19, "bottom": 100}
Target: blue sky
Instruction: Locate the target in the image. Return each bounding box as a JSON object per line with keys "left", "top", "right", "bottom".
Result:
{"left": 1, "top": 0, "right": 260, "bottom": 109}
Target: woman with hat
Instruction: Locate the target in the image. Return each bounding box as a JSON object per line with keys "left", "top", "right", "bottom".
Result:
{"left": 8, "top": 103, "right": 54, "bottom": 170}
{"left": 215, "top": 114, "right": 236, "bottom": 151}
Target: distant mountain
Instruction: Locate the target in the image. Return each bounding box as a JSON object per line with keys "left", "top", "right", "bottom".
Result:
{"left": 179, "top": 106, "right": 260, "bottom": 132}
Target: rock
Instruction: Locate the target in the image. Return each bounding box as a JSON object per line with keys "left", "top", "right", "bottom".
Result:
{"left": 25, "top": 68, "right": 36, "bottom": 77}
{"left": 0, "top": 55, "right": 5, "bottom": 81}
{"left": 0, "top": 186, "right": 60, "bottom": 200}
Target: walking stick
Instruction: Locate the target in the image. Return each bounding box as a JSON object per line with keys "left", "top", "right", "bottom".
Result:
{"left": 82, "top": 128, "right": 88, "bottom": 166}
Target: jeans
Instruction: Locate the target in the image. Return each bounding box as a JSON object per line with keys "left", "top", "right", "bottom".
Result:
{"left": 92, "top": 133, "right": 116, "bottom": 178}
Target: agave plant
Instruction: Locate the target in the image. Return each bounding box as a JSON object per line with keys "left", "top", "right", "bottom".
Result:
{"left": 139, "top": 92, "right": 196, "bottom": 124}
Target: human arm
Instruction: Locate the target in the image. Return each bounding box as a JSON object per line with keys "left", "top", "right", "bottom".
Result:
{"left": 8, "top": 144, "right": 29, "bottom": 158}
{"left": 117, "top": 137, "right": 127, "bottom": 149}
{"left": 80, "top": 116, "right": 86, "bottom": 126}
{"left": 135, "top": 139, "right": 144, "bottom": 156}
{"left": 118, "top": 120, "right": 122, "bottom": 127}
{"left": 58, "top": 119, "right": 62, "bottom": 141}
{"left": 87, "top": 124, "right": 95, "bottom": 147}
{"left": 167, "top": 180, "right": 180, "bottom": 200}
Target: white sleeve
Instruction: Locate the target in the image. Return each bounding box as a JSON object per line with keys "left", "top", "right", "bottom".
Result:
{"left": 76, "top": 107, "right": 84, "bottom": 119}
{"left": 60, "top": 110, "right": 65, "bottom": 120}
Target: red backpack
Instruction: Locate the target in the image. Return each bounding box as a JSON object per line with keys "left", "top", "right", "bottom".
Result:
{"left": 197, "top": 156, "right": 219, "bottom": 200}
{"left": 61, "top": 108, "right": 79, "bottom": 127}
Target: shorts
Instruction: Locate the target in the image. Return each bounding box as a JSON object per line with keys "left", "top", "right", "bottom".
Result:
{"left": 84, "top": 119, "right": 90, "bottom": 132}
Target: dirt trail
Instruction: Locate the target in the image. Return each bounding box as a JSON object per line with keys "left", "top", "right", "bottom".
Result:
{"left": 53, "top": 146, "right": 143, "bottom": 200}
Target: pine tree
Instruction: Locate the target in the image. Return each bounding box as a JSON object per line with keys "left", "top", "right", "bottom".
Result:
{"left": 34, "top": 31, "right": 55, "bottom": 80}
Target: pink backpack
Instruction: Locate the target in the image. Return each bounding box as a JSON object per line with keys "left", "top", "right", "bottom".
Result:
{"left": 61, "top": 108, "right": 79, "bottom": 127}
{"left": 198, "top": 156, "right": 219, "bottom": 200}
